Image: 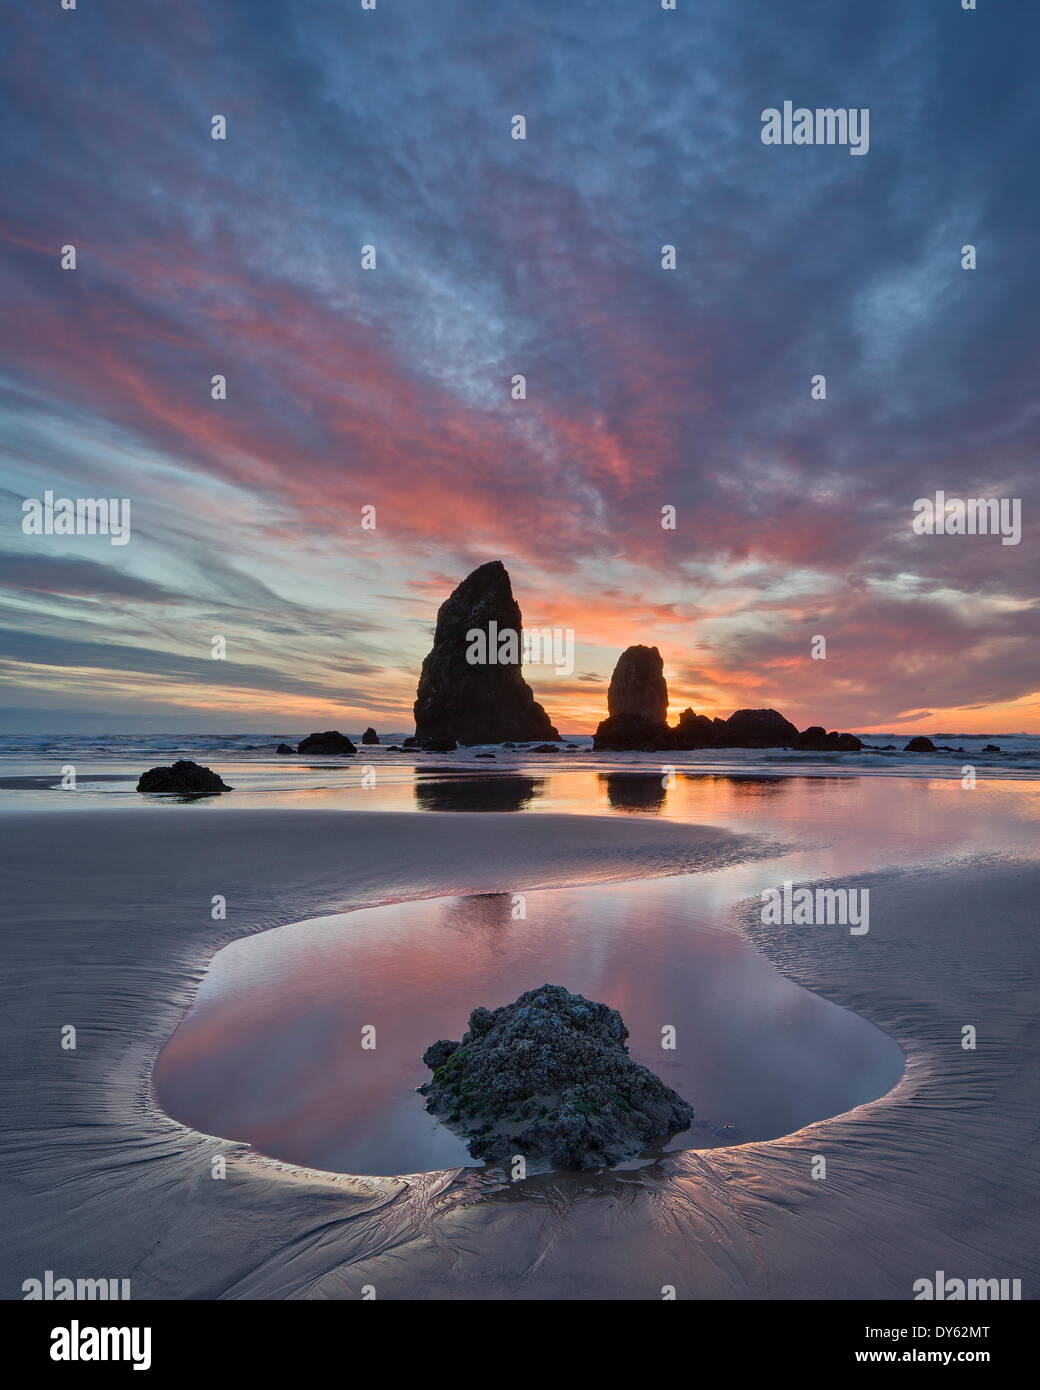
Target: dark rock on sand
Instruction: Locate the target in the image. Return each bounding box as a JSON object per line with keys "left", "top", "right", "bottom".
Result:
{"left": 361, "top": 727, "right": 379, "bottom": 745}
{"left": 298, "top": 730, "right": 357, "bottom": 755}
{"left": 904, "top": 736, "right": 936, "bottom": 753}
{"left": 413, "top": 561, "right": 560, "bottom": 745}
{"left": 417, "top": 737, "right": 458, "bottom": 753}
{"left": 419, "top": 984, "right": 694, "bottom": 1171}
{"left": 136, "top": 760, "right": 231, "bottom": 794}
{"left": 275, "top": 743, "right": 294, "bottom": 755}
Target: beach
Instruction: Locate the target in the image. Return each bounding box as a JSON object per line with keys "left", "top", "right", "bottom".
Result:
{"left": 2, "top": 766, "right": 1037, "bottom": 1300}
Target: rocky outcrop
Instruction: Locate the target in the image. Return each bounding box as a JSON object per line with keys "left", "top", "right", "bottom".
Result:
{"left": 792, "top": 726, "right": 864, "bottom": 752}
{"left": 136, "top": 760, "right": 231, "bottom": 794}
{"left": 672, "top": 708, "right": 718, "bottom": 749}
{"left": 297, "top": 731, "right": 357, "bottom": 755}
{"left": 419, "top": 984, "right": 694, "bottom": 1171}
{"left": 607, "top": 646, "right": 668, "bottom": 722}
{"left": 593, "top": 713, "right": 675, "bottom": 751}
{"left": 594, "top": 646, "right": 673, "bottom": 749}
{"left": 275, "top": 743, "right": 294, "bottom": 755}
{"left": 361, "top": 727, "right": 379, "bottom": 745}
{"left": 904, "top": 736, "right": 936, "bottom": 753}
{"left": 591, "top": 648, "right": 866, "bottom": 753}
{"left": 596, "top": 701, "right": 802, "bottom": 752}
{"left": 716, "top": 708, "right": 799, "bottom": 747}
{"left": 413, "top": 561, "right": 560, "bottom": 745}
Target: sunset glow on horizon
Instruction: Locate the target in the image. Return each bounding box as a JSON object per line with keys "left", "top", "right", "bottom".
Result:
{"left": 2, "top": 1, "right": 1037, "bottom": 736}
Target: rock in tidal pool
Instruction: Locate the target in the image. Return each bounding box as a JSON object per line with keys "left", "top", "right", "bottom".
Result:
{"left": 419, "top": 984, "right": 694, "bottom": 1171}
{"left": 136, "top": 760, "right": 231, "bottom": 794}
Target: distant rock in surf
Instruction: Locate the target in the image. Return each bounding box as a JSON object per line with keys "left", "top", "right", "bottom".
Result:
{"left": 792, "top": 726, "right": 864, "bottom": 752}
{"left": 419, "top": 984, "right": 694, "bottom": 1171}
{"left": 361, "top": 727, "right": 379, "bottom": 745}
{"left": 275, "top": 743, "right": 294, "bottom": 755}
{"left": 297, "top": 731, "right": 357, "bottom": 755}
{"left": 716, "top": 708, "right": 800, "bottom": 747}
{"left": 903, "top": 736, "right": 936, "bottom": 753}
{"left": 983, "top": 744, "right": 1001, "bottom": 753}
{"left": 136, "top": 760, "right": 231, "bottom": 794}
{"left": 413, "top": 561, "right": 560, "bottom": 745}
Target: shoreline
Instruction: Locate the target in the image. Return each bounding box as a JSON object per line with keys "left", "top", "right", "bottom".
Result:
{"left": 1, "top": 803, "right": 1037, "bottom": 1299}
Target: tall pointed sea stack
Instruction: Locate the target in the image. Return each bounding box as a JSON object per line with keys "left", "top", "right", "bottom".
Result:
{"left": 414, "top": 561, "right": 560, "bottom": 745}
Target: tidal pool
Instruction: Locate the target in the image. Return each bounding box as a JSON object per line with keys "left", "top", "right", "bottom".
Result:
{"left": 154, "top": 872, "right": 905, "bottom": 1176}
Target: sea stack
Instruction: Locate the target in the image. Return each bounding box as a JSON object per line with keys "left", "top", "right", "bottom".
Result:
{"left": 419, "top": 985, "right": 694, "bottom": 1171}
{"left": 413, "top": 561, "right": 559, "bottom": 745}
{"left": 593, "top": 645, "right": 674, "bottom": 750}
{"left": 588, "top": 644, "right": 869, "bottom": 753}
{"left": 608, "top": 644, "right": 668, "bottom": 723}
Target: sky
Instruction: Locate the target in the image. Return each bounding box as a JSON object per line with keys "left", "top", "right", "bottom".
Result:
{"left": 1, "top": 0, "right": 1037, "bottom": 735}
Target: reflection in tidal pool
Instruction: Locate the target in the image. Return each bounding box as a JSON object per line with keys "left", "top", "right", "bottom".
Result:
{"left": 155, "top": 873, "right": 904, "bottom": 1176}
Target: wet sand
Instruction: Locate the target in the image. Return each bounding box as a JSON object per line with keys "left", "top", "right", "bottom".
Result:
{"left": 1, "top": 803, "right": 1037, "bottom": 1299}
